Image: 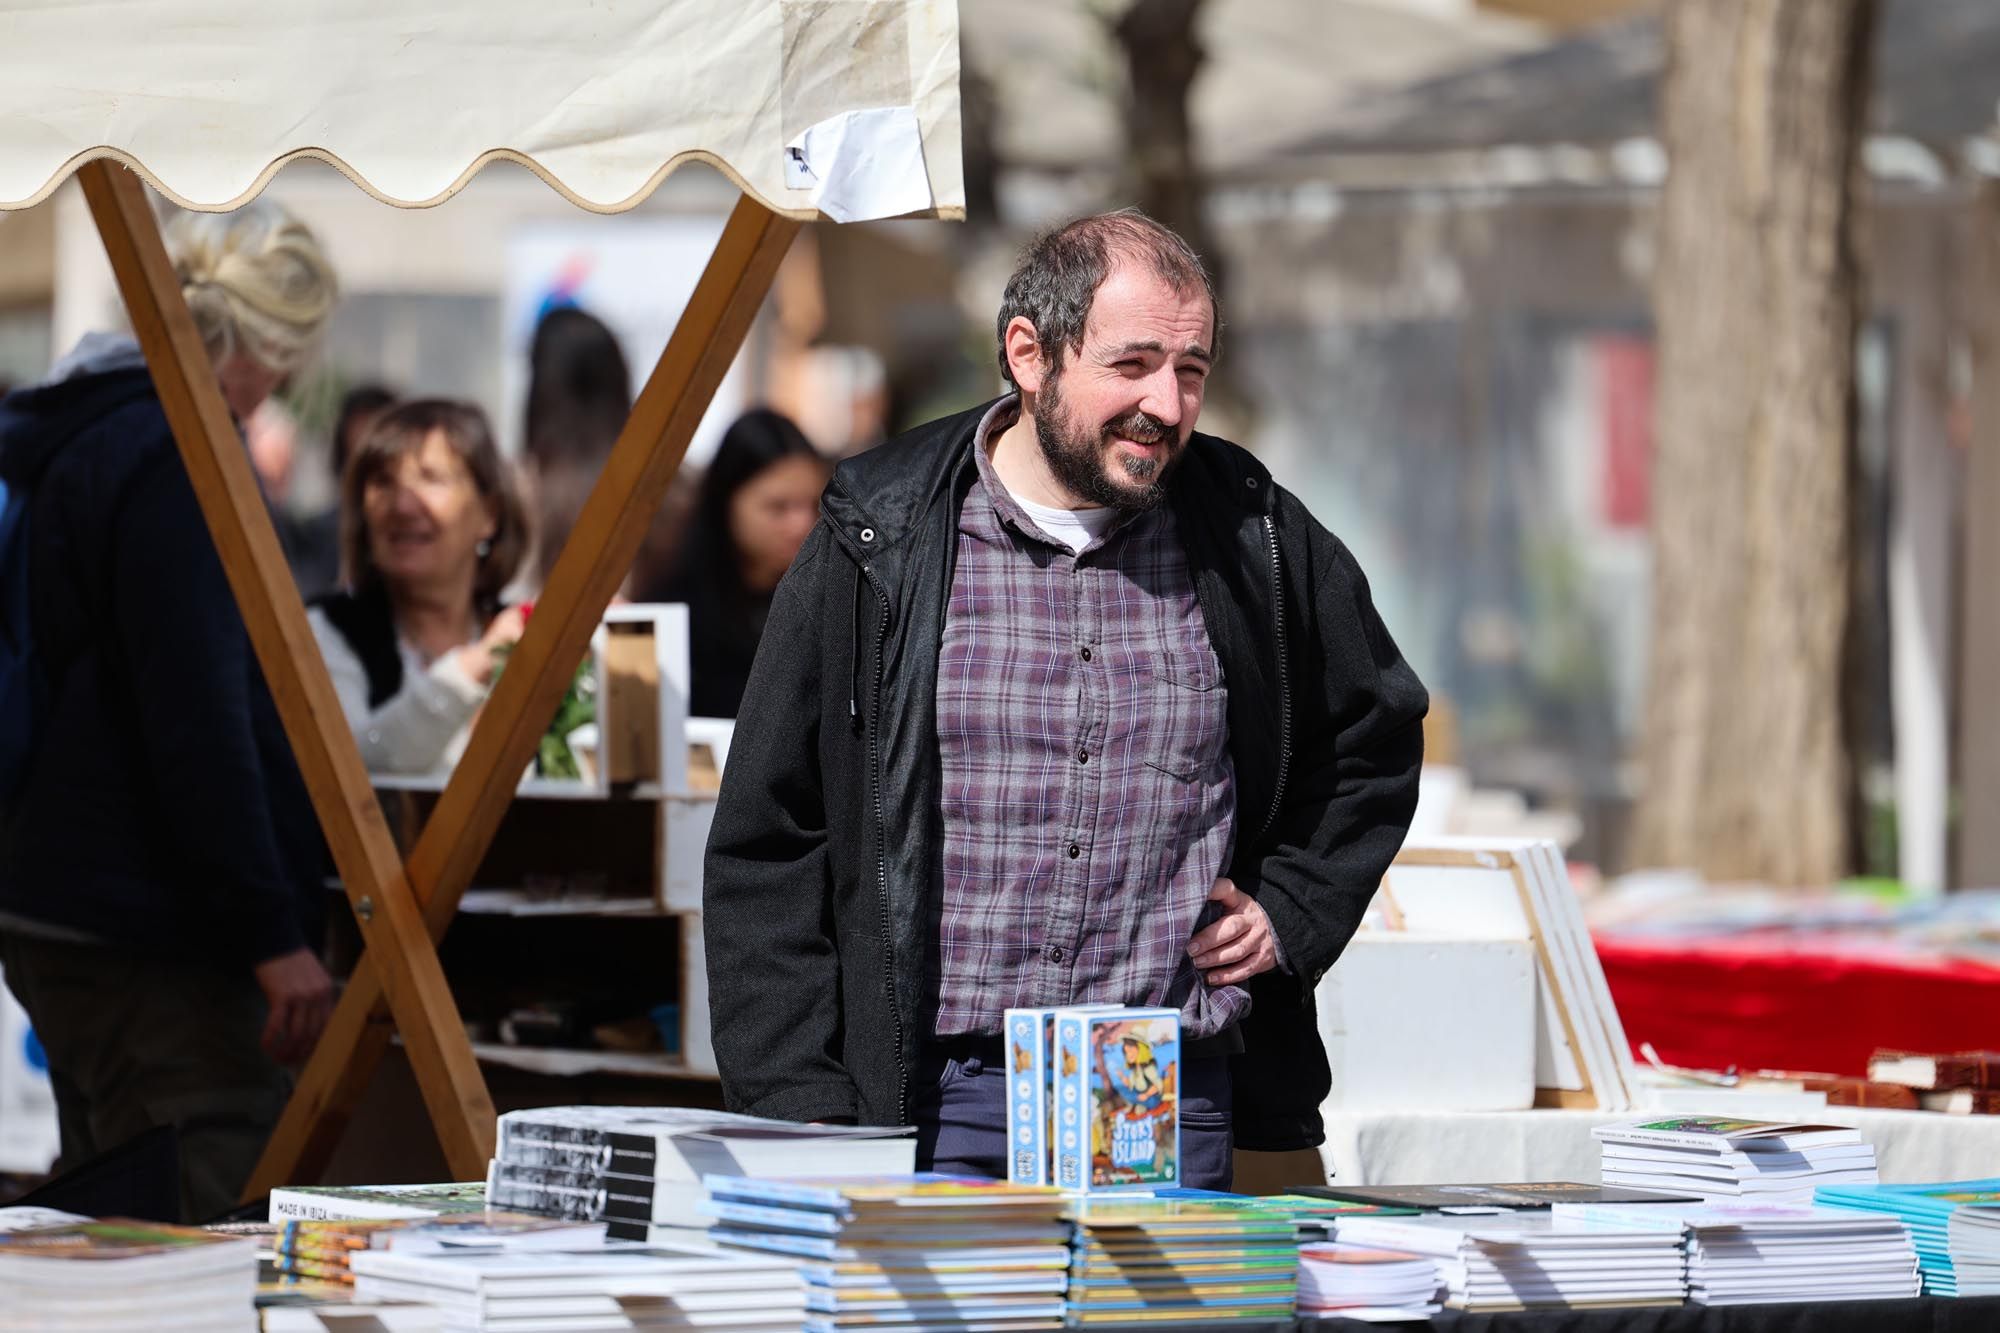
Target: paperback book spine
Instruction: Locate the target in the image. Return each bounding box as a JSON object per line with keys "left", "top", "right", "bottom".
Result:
{"left": 1054, "top": 1011, "right": 1090, "bottom": 1192}
{"left": 1005, "top": 1007, "right": 1055, "bottom": 1186}
{"left": 494, "top": 1123, "right": 673, "bottom": 1179}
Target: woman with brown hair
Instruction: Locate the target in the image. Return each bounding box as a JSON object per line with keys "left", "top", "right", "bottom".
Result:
{"left": 309, "top": 399, "right": 531, "bottom": 774}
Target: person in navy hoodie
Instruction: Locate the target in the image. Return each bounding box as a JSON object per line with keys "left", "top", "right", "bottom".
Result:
{"left": 0, "top": 201, "right": 339, "bottom": 1221}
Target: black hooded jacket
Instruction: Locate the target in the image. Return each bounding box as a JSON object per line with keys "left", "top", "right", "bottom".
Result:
{"left": 0, "top": 363, "right": 323, "bottom": 965}
{"left": 703, "top": 400, "right": 1427, "bottom": 1150}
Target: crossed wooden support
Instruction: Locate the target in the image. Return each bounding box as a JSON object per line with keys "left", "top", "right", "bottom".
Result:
{"left": 75, "top": 160, "right": 800, "bottom": 1194}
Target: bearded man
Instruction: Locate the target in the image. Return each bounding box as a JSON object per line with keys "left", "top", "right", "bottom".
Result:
{"left": 703, "top": 211, "right": 1427, "bottom": 1187}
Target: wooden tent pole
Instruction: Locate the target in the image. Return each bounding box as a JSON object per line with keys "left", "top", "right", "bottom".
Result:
{"left": 78, "top": 160, "right": 499, "bottom": 1180}
{"left": 244, "top": 194, "right": 801, "bottom": 1198}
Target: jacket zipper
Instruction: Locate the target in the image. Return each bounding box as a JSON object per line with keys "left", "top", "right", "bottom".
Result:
{"left": 859, "top": 560, "right": 909, "bottom": 1122}
{"left": 1253, "top": 515, "right": 1292, "bottom": 849}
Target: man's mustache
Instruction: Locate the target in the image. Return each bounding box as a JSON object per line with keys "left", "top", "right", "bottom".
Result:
{"left": 1104, "top": 410, "right": 1175, "bottom": 444}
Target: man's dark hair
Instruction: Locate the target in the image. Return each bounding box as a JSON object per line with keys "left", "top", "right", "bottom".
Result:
{"left": 994, "top": 209, "right": 1220, "bottom": 389}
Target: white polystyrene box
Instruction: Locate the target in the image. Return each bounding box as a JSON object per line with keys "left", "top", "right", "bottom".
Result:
{"left": 1316, "top": 933, "right": 1538, "bottom": 1112}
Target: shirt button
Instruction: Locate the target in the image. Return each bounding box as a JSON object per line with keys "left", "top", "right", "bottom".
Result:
{"left": 1077, "top": 749, "right": 1089, "bottom": 764}
{"left": 1067, "top": 843, "right": 1081, "bottom": 859}
{"left": 1049, "top": 946, "right": 1066, "bottom": 963}
{"left": 1079, "top": 646, "right": 1092, "bottom": 661}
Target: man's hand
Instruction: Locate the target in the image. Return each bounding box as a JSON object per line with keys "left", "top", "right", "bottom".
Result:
{"left": 1186, "top": 877, "right": 1279, "bottom": 987}
{"left": 254, "top": 947, "right": 336, "bottom": 1065}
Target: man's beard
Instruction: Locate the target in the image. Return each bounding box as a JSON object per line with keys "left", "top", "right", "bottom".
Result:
{"left": 1032, "top": 371, "right": 1181, "bottom": 513}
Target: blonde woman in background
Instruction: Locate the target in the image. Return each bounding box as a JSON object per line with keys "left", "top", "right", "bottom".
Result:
{"left": 0, "top": 201, "right": 339, "bottom": 1222}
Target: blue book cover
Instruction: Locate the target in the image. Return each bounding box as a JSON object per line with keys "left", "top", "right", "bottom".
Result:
{"left": 1054, "top": 1007, "right": 1181, "bottom": 1193}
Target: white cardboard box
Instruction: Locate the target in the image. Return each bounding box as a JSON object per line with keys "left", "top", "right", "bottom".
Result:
{"left": 1317, "top": 934, "right": 1538, "bottom": 1112}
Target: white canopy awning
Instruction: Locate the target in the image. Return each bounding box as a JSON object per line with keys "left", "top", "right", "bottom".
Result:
{"left": 0, "top": 0, "right": 964, "bottom": 220}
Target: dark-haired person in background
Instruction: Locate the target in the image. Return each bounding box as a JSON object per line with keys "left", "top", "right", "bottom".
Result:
{"left": 704, "top": 210, "right": 1426, "bottom": 1188}
{"left": 523, "top": 305, "right": 631, "bottom": 586}
{"left": 284, "top": 383, "right": 396, "bottom": 600}
{"left": 649, "top": 410, "right": 828, "bottom": 718}
{"left": 309, "top": 399, "right": 531, "bottom": 774}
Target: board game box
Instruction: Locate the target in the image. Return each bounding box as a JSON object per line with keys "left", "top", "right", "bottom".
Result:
{"left": 1053, "top": 1007, "right": 1181, "bottom": 1193}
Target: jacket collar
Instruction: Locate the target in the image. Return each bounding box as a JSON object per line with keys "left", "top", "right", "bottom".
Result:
{"left": 820, "top": 394, "right": 1276, "bottom": 563}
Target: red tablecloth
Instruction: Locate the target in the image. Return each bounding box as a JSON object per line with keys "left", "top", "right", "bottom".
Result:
{"left": 1594, "top": 931, "right": 2000, "bottom": 1077}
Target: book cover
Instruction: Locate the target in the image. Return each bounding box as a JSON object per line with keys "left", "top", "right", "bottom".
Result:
{"left": 1301, "top": 1182, "right": 1702, "bottom": 1210}
{"left": 269, "top": 1183, "right": 488, "bottom": 1223}
{"left": 702, "top": 1173, "right": 1065, "bottom": 1213}
{"left": 1591, "top": 1116, "right": 1859, "bottom": 1153}
{"left": 1054, "top": 1007, "right": 1180, "bottom": 1193}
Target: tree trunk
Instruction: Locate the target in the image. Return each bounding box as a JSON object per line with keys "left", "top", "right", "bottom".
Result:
{"left": 1108, "top": 0, "right": 1247, "bottom": 422}
{"left": 1633, "top": 0, "right": 1877, "bottom": 885}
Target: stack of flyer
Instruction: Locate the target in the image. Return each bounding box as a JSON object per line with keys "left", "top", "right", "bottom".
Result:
{"left": 1004, "top": 1005, "right": 1179, "bottom": 1192}
{"left": 701, "top": 1175, "right": 1070, "bottom": 1330}
{"left": 1593, "top": 1116, "right": 1877, "bottom": 1205}
{"left": 1331, "top": 1210, "right": 1687, "bottom": 1311}
{"left": 1558, "top": 1203, "right": 1919, "bottom": 1306}
{"left": 1066, "top": 1198, "right": 1300, "bottom": 1324}
{"left": 1295, "top": 1243, "right": 1441, "bottom": 1322}
{"left": 273, "top": 1213, "right": 606, "bottom": 1285}
{"left": 0, "top": 1218, "right": 259, "bottom": 1331}
{"left": 486, "top": 1107, "right": 913, "bottom": 1238}
{"left": 348, "top": 1242, "right": 804, "bottom": 1331}
{"left": 1817, "top": 1180, "right": 2000, "bottom": 1295}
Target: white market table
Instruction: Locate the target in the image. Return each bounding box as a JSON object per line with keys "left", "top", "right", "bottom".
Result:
{"left": 1317, "top": 1106, "right": 2000, "bottom": 1186}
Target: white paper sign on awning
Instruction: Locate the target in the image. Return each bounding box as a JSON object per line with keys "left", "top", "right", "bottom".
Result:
{"left": 0, "top": 0, "right": 964, "bottom": 221}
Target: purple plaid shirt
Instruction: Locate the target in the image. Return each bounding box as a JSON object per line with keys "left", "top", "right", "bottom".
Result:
{"left": 931, "top": 397, "right": 1245, "bottom": 1039}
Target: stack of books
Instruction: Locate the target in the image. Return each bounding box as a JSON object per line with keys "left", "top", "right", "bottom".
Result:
{"left": 1331, "top": 1210, "right": 1687, "bottom": 1311}
{"left": 1066, "top": 1198, "right": 1300, "bottom": 1325}
{"left": 348, "top": 1242, "right": 805, "bottom": 1331}
{"left": 702, "top": 1175, "right": 1070, "bottom": 1331}
{"left": 1559, "top": 1202, "right": 1919, "bottom": 1306}
{"left": 1868, "top": 1050, "right": 2000, "bottom": 1114}
{"left": 486, "top": 1106, "right": 913, "bottom": 1239}
{"left": 1296, "top": 1243, "right": 1441, "bottom": 1321}
{"left": 1817, "top": 1179, "right": 2000, "bottom": 1295}
{"left": 1593, "top": 1116, "right": 1877, "bottom": 1205}
{"left": 273, "top": 1212, "right": 606, "bottom": 1286}
{"left": 0, "top": 1218, "right": 259, "bottom": 1331}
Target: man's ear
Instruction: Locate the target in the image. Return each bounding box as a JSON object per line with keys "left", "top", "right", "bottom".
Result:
{"left": 1003, "top": 316, "right": 1052, "bottom": 395}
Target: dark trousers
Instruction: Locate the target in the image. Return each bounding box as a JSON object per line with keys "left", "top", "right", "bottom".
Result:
{"left": 914, "top": 1037, "right": 1234, "bottom": 1190}
{"left": 0, "top": 934, "right": 291, "bottom": 1223}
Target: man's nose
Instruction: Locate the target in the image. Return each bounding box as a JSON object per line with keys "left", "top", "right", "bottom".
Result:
{"left": 1138, "top": 365, "right": 1184, "bottom": 426}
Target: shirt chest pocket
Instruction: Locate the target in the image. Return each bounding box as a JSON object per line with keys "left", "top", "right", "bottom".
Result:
{"left": 1142, "top": 649, "right": 1229, "bottom": 783}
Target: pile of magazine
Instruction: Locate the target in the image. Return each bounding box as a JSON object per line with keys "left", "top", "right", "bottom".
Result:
{"left": 1557, "top": 1202, "right": 1919, "bottom": 1306}
{"left": 1817, "top": 1179, "right": 2000, "bottom": 1295}
{"left": 347, "top": 1242, "right": 805, "bottom": 1331}
{"left": 1330, "top": 1209, "right": 1688, "bottom": 1312}
{"left": 484, "top": 1106, "right": 913, "bottom": 1239}
{"left": 701, "top": 1174, "right": 1071, "bottom": 1332}
{"left": 0, "top": 1218, "right": 259, "bottom": 1331}
{"left": 1066, "top": 1198, "right": 1300, "bottom": 1324}
{"left": 1593, "top": 1116, "right": 1878, "bottom": 1205}
{"left": 1296, "top": 1242, "right": 1441, "bottom": 1321}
